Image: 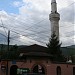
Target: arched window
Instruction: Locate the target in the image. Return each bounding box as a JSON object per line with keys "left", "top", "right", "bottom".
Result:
{"left": 32, "top": 65, "right": 45, "bottom": 74}
{"left": 57, "top": 66, "right": 61, "bottom": 75}
{"left": 73, "top": 67, "right": 75, "bottom": 75}
{"left": 10, "top": 65, "right": 18, "bottom": 75}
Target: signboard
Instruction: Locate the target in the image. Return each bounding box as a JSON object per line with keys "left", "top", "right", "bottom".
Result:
{"left": 12, "top": 61, "right": 16, "bottom": 64}
{"left": 17, "top": 68, "right": 30, "bottom": 75}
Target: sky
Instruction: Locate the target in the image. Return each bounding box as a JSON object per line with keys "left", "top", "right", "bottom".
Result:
{"left": 0, "top": 0, "right": 75, "bottom": 47}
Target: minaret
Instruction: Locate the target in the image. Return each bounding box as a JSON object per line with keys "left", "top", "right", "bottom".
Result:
{"left": 49, "top": 0, "right": 60, "bottom": 39}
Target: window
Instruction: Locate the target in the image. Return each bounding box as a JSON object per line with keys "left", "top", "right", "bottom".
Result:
{"left": 46, "top": 60, "right": 48, "bottom": 63}
{"left": 57, "top": 66, "right": 61, "bottom": 75}
{"left": 73, "top": 67, "right": 75, "bottom": 75}
{"left": 30, "top": 60, "right": 32, "bottom": 63}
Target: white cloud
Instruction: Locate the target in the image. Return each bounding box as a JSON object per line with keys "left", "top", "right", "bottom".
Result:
{"left": 57, "top": 0, "right": 74, "bottom": 10}
{"left": 19, "top": 35, "right": 41, "bottom": 45}
{"left": 19, "top": 0, "right": 50, "bottom": 17}
{"left": 13, "top": 1, "right": 21, "bottom": 7}
{"left": 12, "top": 1, "right": 24, "bottom": 7}
{"left": 0, "top": 0, "right": 75, "bottom": 46}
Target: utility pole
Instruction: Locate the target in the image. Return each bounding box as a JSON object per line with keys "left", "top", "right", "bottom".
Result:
{"left": 6, "top": 30, "right": 10, "bottom": 75}
{"left": 8, "top": 30, "right": 10, "bottom": 51}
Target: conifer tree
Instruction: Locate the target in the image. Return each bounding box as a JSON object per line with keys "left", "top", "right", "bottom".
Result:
{"left": 46, "top": 32, "right": 65, "bottom": 62}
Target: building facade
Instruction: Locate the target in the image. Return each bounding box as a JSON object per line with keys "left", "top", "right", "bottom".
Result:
{"left": 0, "top": 60, "right": 75, "bottom": 75}
{"left": 0, "top": 0, "right": 74, "bottom": 75}
{"left": 0, "top": 44, "right": 75, "bottom": 75}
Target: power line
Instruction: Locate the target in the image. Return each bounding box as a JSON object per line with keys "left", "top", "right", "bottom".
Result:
{"left": 10, "top": 30, "right": 47, "bottom": 44}
{"left": 0, "top": 15, "right": 7, "bottom": 36}
{"left": 9, "top": 27, "right": 75, "bottom": 45}
{"left": 2, "top": 23, "right": 73, "bottom": 42}
{"left": 59, "top": 2, "right": 75, "bottom": 13}
{"left": 0, "top": 18, "right": 50, "bottom": 38}
{"left": 0, "top": 23, "right": 74, "bottom": 43}
{"left": 0, "top": 26, "right": 47, "bottom": 45}
{"left": 10, "top": 28, "right": 50, "bottom": 37}
{"left": 4, "top": 20, "right": 74, "bottom": 38}
{"left": 10, "top": 37, "right": 47, "bottom": 45}
{"left": 0, "top": 32, "right": 7, "bottom": 38}
{"left": 60, "top": 24, "right": 74, "bottom": 28}
{"left": 0, "top": 2, "right": 74, "bottom": 45}
{"left": 0, "top": 1, "right": 74, "bottom": 39}
{"left": 8, "top": 1, "right": 75, "bottom": 45}
{"left": 0, "top": 19, "right": 50, "bottom": 38}
{"left": 0, "top": 21, "right": 74, "bottom": 35}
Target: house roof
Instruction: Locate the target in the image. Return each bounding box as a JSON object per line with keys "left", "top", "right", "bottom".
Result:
{"left": 19, "top": 44, "right": 52, "bottom": 57}
{"left": 19, "top": 44, "right": 48, "bottom": 53}
{"left": 22, "top": 52, "right": 51, "bottom": 57}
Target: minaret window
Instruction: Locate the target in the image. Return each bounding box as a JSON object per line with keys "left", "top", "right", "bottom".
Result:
{"left": 55, "top": 11, "right": 57, "bottom": 13}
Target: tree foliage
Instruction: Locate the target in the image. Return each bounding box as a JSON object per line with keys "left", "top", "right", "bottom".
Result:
{"left": 1, "top": 45, "right": 20, "bottom": 60}
{"left": 8, "top": 45, "right": 20, "bottom": 59}
{"left": 46, "top": 32, "right": 65, "bottom": 62}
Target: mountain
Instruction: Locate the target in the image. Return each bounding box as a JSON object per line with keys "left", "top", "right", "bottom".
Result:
{"left": 67, "top": 45, "right": 75, "bottom": 49}
{"left": 61, "top": 47, "right": 75, "bottom": 56}
{"left": 0, "top": 44, "right": 13, "bottom": 51}
{"left": 0, "top": 44, "right": 75, "bottom": 56}
{"left": 61, "top": 45, "right": 75, "bottom": 56}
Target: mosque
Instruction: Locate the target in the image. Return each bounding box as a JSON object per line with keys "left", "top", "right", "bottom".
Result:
{"left": 0, "top": 0, "right": 75, "bottom": 75}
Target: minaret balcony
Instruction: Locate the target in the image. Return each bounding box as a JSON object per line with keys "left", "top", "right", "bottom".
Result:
{"left": 49, "top": 13, "right": 60, "bottom": 21}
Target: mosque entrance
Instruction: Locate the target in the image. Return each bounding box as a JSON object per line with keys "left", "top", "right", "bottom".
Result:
{"left": 10, "top": 65, "right": 18, "bottom": 75}
{"left": 32, "top": 64, "right": 45, "bottom": 75}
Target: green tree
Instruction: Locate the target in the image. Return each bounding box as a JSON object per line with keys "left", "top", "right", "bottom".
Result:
{"left": 46, "top": 32, "right": 65, "bottom": 62}
{"left": 9, "top": 44, "right": 19, "bottom": 59}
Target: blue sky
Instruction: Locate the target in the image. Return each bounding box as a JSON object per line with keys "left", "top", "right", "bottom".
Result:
{"left": 0, "top": 0, "right": 20, "bottom": 14}
{"left": 0, "top": 0, "right": 74, "bottom": 46}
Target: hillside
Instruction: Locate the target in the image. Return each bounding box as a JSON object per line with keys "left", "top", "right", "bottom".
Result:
{"left": 67, "top": 45, "right": 75, "bottom": 49}
{"left": 61, "top": 47, "right": 75, "bottom": 56}
{"left": 0, "top": 44, "right": 75, "bottom": 56}
{"left": 61, "top": 45, "right": 75, "bottom": 56}
{"left": 0, "top": 44, "right": 13, "bottom": 51}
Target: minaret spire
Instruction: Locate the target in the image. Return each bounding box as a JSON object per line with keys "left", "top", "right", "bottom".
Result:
{"left": 51, "top": 0, "right": 57, "bottom": 13}
{"left": 49, "top": 0, "right": 60, "bottom": 39}
{"left": 51, "top": 0, "right": 56, "bottom": 3}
